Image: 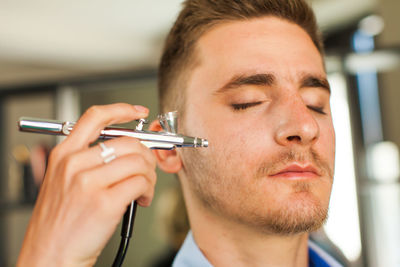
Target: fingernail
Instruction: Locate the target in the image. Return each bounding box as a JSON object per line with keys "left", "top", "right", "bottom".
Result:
{"left": 134, "top": 105, "right": 149, "bottom": 113}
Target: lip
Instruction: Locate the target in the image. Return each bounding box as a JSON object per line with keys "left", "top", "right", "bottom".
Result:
{"left": 269, "top": 163, "right": 320, "bottom": 180}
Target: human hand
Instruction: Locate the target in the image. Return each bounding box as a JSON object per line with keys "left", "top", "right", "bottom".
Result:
{"left": 17, "top": 103, "right": 157, "bottom": 267}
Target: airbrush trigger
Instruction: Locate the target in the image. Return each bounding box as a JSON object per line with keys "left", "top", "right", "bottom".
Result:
{"left": 135, "top": 118, "right": 148, "bottom": 131}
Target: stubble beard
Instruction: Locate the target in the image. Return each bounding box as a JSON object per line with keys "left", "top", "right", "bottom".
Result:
{"left": 180, "top": 147, "right": 333, "bottom": 236}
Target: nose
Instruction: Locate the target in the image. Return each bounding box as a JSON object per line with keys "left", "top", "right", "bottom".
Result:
{"left": 274, "top": 96, "right": 320, "bottom": 147}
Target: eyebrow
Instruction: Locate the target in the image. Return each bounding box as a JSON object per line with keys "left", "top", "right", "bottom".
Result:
{"left": 216, "top": 73, "right": 275, "bottom": 93}
{"left": 300, "top": 75, "right": 331, "bottom": 94}
{"left": 215, "top": 72, "right": 331, "bottom": 94}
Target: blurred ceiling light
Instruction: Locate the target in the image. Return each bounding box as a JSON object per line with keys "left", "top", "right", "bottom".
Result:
{"left": 359, "top": 15, "right": 385, "bottom": 36}
{"left": 367, "top": 141, "right": 400, "bottom": 182}
{"left": 313, "top": 0, "right": 377, "bottom": 33}
{"left": 345, "top": 51, "right": 400, "bottom": 73}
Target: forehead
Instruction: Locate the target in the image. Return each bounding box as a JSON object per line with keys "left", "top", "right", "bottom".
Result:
{"left": 190, "top": 17, "right": 325, "bottom": 87}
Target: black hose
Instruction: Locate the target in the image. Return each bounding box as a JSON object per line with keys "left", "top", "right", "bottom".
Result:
{"left": 112, "top": 201, "right": 138, "bottom": 267}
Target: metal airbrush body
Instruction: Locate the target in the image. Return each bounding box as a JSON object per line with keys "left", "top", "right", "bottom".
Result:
{"left": 18, "top": 111, "right": 208, "bottom": 149}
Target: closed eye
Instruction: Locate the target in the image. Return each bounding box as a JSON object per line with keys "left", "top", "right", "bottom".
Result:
{"left": 231, "top": 101, "right": 263, "bottom": 111}
{"left": 307, "top": 105, "right": 326, "bottom": 115}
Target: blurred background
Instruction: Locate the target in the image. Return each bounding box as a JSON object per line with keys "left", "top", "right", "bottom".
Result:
{"left": 0, "top": 0, "right": 399, "bottom": 266}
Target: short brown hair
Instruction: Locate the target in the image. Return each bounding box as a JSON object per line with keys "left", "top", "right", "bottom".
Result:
{"left": 158, "top": 0, "right": 323, "bottom": 113}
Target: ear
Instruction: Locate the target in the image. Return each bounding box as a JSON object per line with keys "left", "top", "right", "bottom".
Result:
{"left": 149, "top": 120, "right": 182, "bottom": 173}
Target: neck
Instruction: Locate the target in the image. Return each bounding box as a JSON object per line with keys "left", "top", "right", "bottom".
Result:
{"left": 183, "top": 187, "right": 310, "bottom": 267}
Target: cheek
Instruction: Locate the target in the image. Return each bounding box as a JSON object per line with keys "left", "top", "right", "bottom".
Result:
{"left": 316, "top": 119, "right": 336, "bottom": 169}
{"left": 205, "top": 116, "right": 266, "bottom": 158}
{"left": 189, "top": 105, "right": 276, "bottom": 170}
{"left": 325, "top": 123, "right": 336, "bottom": 158}
{"left": 200, "top": 121, "right": 263, "bottom": 174}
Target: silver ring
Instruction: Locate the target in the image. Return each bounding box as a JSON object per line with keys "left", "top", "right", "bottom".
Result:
{"left": 99, "top": 142, "right": 116, "bottom": 164}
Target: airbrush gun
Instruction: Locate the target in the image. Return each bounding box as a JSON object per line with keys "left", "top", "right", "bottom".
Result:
{"left": 17, "top": 111, "right": 208, "bottom": 267}
{"left": 18, "top": 111, "right": 208, "bottom": 149}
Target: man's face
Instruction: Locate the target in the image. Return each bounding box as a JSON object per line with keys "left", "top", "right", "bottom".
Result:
{"left": 179, "top": 17, "right": 335, "bottom": 235}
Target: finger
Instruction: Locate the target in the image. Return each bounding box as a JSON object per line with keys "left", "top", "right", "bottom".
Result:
{"left": 61, "top": 103, "right": 149, "bottom": 153}
{"left": 107, "top": 175, "right": 155, "bottom": 208}
{"left": 75, "top": 153, "right": 157, "bottom": 189}
{"left": 61, "top": 137, "right": 156, "bottom": 179}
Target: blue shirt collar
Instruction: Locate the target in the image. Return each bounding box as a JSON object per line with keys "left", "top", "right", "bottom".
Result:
{"left": 173, "top": 231, "right": 344, "bottom": 267}
{"left": 173, "top": 231, "right": 212, "bottom": 267}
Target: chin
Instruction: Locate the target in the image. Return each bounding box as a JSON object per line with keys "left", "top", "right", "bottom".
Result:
{"left": 273, "top": 191, "right": 329, "bottom": 235}
{"left": 244, "top": 187, "right": 329, "bottom": 236}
